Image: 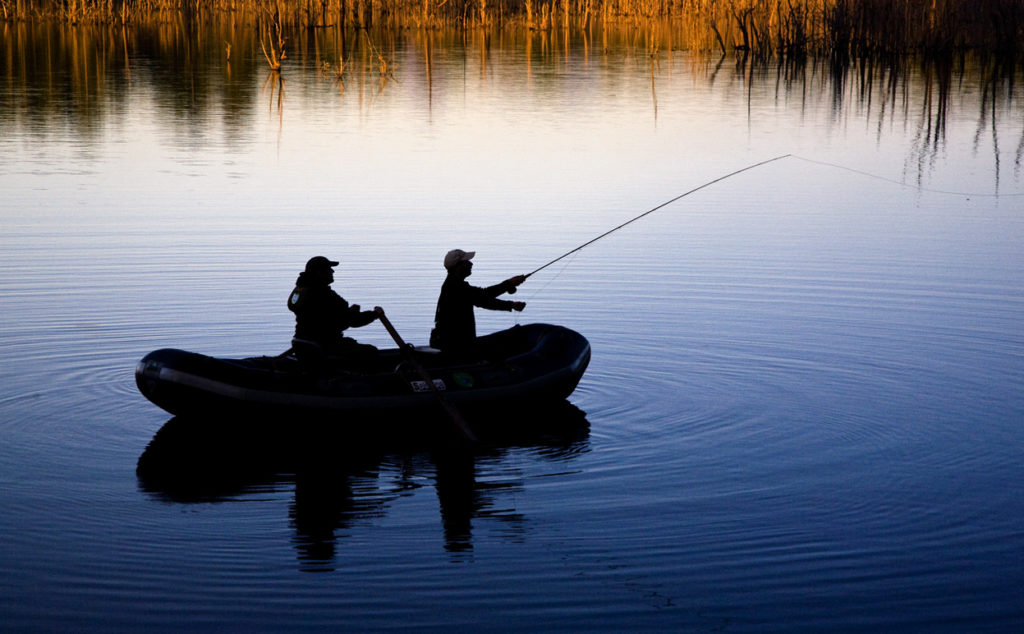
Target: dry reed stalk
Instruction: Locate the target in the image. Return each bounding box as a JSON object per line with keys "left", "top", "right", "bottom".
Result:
{"left": 5, "top": 0, "right": 1021, "bottom": 63}
{"left": 259, "top": 0, "right": 286, "bottom": 69}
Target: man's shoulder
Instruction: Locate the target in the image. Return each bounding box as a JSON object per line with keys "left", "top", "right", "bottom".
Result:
{"left": 294, "top": 284, "right": 345, "bottom": 301}
{"left": 441, "top": 276, "right": 469, "bottom": 290}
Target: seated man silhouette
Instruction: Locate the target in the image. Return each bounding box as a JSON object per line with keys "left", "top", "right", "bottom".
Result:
{"left": 288, "top": 256, "right": 382, "bottom": 368}
{"left": 430, "top": 249, "right": 526, "bottom": 358}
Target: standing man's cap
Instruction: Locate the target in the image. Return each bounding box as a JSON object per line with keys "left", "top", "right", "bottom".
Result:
{"left": 305, "top": 256, "right": 339, "bottom": 272}
{"left": 444, "top": 249, "right": 475, "bottom": 270}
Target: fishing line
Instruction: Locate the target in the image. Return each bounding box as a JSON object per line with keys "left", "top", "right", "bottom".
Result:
{"left": 512, "top": 252, "right": 577, "bottom": 327}
{"left": 522, "top": 152, "right": 1020, "bottom": 283}
{"left": 525, "top": 153, "right": 791, "bottom": 278}
{"left": 526, "top": 250, "right": 579, "bottom": 301}
{"left": 789, "top": 154, "right": 1024, "bottom": 197}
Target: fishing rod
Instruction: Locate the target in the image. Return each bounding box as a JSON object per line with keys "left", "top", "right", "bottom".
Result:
{"left": 524, "top": 154, "right": 791, "bottom": 279}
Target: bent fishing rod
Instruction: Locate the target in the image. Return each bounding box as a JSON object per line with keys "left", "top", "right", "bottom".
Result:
{"left": 522, "top": 154, "right": 791, "bottom": 279}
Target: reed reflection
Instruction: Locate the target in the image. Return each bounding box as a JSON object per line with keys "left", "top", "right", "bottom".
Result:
{"left": 263, "top": 68, "right": 284, "bottom": 135}
{"left": 136, "top": 403, "right": 590, "bottom": 569}
{"left": 2, "top": 22, "right": 1020, "bottom": 188}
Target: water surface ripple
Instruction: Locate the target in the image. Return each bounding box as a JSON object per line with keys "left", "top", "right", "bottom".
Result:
{"left": 1, "top": 26, "right": 1023, "bottom": 632}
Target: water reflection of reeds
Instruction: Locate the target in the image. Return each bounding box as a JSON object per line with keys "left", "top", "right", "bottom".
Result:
{"left": 2, "top": 20, "right": 1021, "bottom": 185}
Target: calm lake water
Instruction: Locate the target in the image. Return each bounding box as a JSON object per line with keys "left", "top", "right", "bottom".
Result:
{"left": 2, "top": 22, "right": 1023, "bottom": 631}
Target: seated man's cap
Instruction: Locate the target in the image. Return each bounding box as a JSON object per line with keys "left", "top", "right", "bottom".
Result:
{"left": 305, "top": 256, "right": 339, "bottom": 272}
{"left": 444, "top": 249, "right": 475, "bottom": 270}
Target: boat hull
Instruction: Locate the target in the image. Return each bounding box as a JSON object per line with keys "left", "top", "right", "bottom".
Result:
{"left": 136, "top": 323, "right": 590, "bottom": 418}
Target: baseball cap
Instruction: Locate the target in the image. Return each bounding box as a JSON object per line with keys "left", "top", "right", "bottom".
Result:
{"left": 443, "top": 249, "right": 475, "bottom": 270}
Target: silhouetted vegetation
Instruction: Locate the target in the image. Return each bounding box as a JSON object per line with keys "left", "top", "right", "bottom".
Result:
{"left": 4, "top": 0, "right": 1022, "bottom": 60}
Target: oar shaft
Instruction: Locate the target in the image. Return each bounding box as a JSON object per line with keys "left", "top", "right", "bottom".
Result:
{"left": 377, "top": 312, "right": 478, "bottom": 444}
{"left": 377, "top": 311, "right": 409, "bottom": 347}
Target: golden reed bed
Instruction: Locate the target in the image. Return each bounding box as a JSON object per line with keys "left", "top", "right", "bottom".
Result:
{"left": 4, "top": 0, "right": 1022, "bottom": 59}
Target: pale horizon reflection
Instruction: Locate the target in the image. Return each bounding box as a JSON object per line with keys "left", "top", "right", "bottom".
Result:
{"left": 2, "top": 23, "right": 1022, "bottom": 199}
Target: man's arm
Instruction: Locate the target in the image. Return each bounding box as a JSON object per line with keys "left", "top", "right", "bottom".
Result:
{"left": 346, "top": 303, "right": 380, "bottom": 328}
{"left": 472, "top": 283, "right": 525, "bottom": 312}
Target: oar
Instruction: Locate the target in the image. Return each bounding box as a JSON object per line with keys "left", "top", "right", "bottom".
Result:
{"left": 376, "top": 310, "right": 478, "bottom": 445}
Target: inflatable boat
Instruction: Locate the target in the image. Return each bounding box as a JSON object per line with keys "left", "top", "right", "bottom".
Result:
{"left": 136, "top": 323, "right": 590, "bottom": 418}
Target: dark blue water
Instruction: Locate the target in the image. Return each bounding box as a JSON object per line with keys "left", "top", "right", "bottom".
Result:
{"left": 2, "top": 26, "right": 1023, "bottom": 631}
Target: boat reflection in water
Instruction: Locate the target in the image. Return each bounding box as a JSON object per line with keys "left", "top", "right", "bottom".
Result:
{"left": 136, "top": 402, "right": 590, "bottom": 567}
